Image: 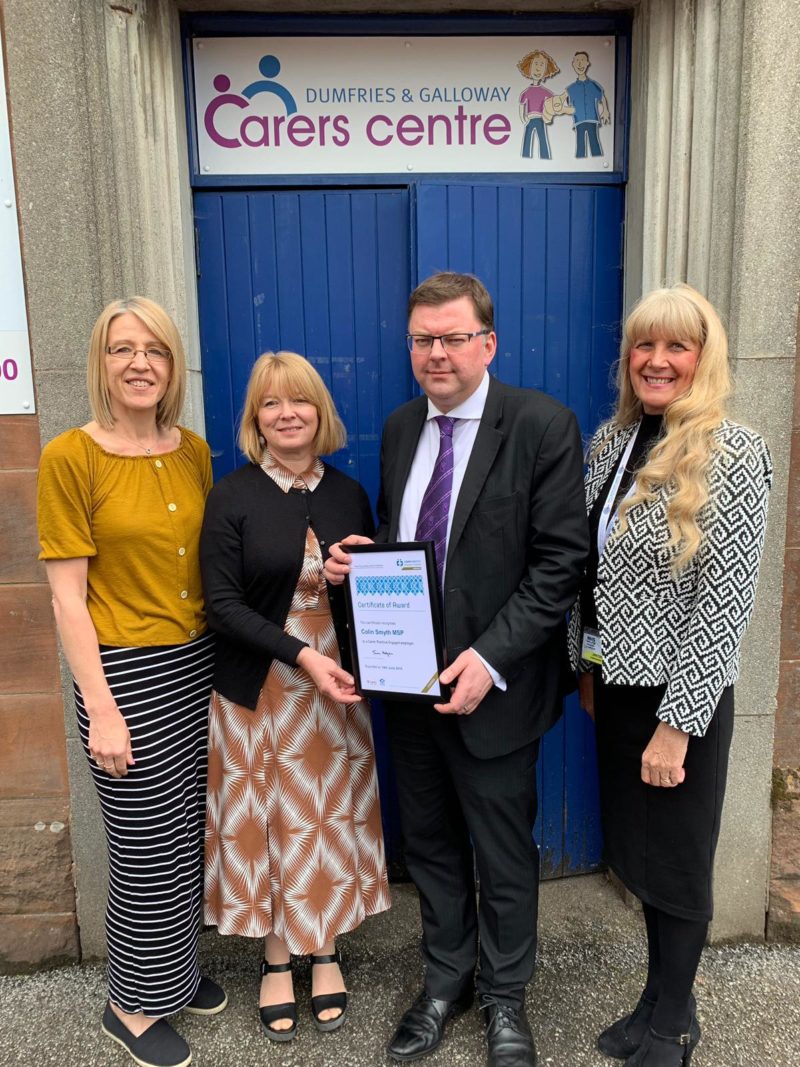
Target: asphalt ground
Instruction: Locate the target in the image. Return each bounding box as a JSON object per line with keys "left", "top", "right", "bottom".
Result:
{"left": 2, "top": 875, "right": 799, "bottom": 1066}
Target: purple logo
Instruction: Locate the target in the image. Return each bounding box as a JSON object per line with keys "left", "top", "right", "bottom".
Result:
{"left": 202, "top": 52, "right": 512, "bottom": 153}
{"left": 204, "top": 53, "right": 349, "bottom": 150}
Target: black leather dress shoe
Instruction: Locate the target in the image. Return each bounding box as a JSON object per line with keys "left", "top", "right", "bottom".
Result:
{"left": 387, "top": 989, "right": 474, "bottom": 1062}
{"left": 482, "top": 998, "right": 537, "bottom": 1067}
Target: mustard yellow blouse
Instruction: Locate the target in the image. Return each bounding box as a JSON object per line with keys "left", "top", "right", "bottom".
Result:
{"left": 37, "top": 427, "right": 212, "bottom": 647}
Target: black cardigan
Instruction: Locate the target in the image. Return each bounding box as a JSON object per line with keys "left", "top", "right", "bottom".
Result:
{"left": 200, "top": 460, "right": 374, "bottom": 709}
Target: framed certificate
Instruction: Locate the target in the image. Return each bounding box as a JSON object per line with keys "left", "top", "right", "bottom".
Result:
{"left": 343, "top": 542, "right": 449, "bottom": 703}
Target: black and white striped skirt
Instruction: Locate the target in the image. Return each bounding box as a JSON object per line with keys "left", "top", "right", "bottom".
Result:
{"left": 75, "top": 634, "right": 215, "bottom": 1016}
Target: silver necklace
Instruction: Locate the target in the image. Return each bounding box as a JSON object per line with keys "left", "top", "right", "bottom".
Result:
{"left": 112, "top": 429, "right": 160, "bottom": 456}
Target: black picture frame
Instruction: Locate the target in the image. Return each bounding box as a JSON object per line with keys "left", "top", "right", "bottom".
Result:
{"left": 342, "top": 541, "right": 449, "bottom": 703}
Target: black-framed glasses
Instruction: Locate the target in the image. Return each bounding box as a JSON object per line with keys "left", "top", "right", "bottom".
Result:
{"left": 406, "top": 330, "right": 490, "bottom": 355}
{"left": 105, "top": 344, "right": 172, "bottom": 363}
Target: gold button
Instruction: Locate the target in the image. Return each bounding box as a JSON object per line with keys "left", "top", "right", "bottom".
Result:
{"left": 178, "top": 547, "right": 186, "bottom": 556}
{"left": 189, "top": 629, "right": 197, "bottom": 638}
{"left": 168, "top": 503, "right": 177, "bottom": 512}
{"left": 180, "top": 590, "right": 188, "bottom": 599}
{"left": 155, "top": 460, "right": 163, "bottom": 469}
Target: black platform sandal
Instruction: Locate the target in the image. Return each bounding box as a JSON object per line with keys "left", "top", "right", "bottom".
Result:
{"left": 624, "top": 1017, "right": 700, "bottom": 1067}
{"left": 259, "top": 959, "right": 297, "bottom": 1043}
{"left": 310, "top": 950, "right": 348, "bottom": 1032}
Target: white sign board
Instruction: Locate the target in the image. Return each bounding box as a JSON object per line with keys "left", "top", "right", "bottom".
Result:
{"left": 0, "top": 43, "right": 35, "bottom": 414}
{"left": 193, "top": 36, "right": 616, "bottom": 177}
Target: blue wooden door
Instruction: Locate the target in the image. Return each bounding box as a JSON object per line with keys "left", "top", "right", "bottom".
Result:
{"left": 195, "top": 180, "right": 623, "bottom": 877}
{"left": 195, "top": 188, "right": 412, "bottom": 498}
{"left": 415, "top": 182, "right": 623, "bottom": 874}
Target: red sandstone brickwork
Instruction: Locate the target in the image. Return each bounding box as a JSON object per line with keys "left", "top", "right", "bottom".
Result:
{"left": 0, "top": 415, "right": 79, "bottom": 971}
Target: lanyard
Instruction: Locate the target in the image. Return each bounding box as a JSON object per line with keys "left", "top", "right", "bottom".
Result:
{"left": 596, "top": 426, "right": 640, "bottom": 557}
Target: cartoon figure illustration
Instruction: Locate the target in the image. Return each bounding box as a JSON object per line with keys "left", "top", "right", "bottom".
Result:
{"left": 564, "top": 51, "right": 610, "bottom": 158}
{"left": 517, "top": 49, "right": 561, "bottom": 160}
{"left": 241, "top": 54, "right": 298, "bottom": 115}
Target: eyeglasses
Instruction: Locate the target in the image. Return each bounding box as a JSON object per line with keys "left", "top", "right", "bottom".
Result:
{"left": 406, "top": 330, "right": 490, "bottom": 355}
{"left": 105, "top": 344, "right": 172, "bottom": 363}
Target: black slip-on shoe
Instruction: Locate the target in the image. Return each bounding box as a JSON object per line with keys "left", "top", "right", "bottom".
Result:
{"left": 101, "top": 1003, "right": 191, "bottom": 1067}
{"left": 183, "top": 976, "right": 228, "bottom": 1016}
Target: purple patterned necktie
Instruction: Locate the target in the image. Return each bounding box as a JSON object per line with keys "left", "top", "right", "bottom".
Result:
{"left": 415, "top": 416, "right": 456, "bottom": 591}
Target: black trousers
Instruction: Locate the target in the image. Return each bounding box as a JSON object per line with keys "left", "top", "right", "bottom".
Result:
{"left": 386, "top": 702, "right": 540, "bottom": 1007}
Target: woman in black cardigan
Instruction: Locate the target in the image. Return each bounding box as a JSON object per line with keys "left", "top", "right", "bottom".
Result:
{"left": 200, "top": 352, "right": 390, "bottom": 1043}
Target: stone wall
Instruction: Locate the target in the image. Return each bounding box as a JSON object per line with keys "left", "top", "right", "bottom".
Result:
{"left": 0, "top": 415, "right": 78, "bottom": 971}
{"left": 776, "top": 327, "right": 800, "bottom": 771}
{"left": 770, "top": 308, "right": 800, "bottom": 941}
{"left": 625, "top": 0, "right": 800, "bottom": 940}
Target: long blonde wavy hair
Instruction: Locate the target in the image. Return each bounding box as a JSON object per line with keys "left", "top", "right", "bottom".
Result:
{"left": 610, "top": 284, "right": 732, "bottom": 570}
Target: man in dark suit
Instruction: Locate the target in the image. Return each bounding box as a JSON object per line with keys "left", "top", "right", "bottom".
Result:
{"left": 325, "top": 273, "right": 588, "bottom": 1066}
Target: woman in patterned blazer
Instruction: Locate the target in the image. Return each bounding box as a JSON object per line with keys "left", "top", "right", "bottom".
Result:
{"left": 568, "top": 284, "right": 772, "bottom": 1067}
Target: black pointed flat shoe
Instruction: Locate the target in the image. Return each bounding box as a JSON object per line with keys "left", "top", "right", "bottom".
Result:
{"left": 599, "top": 993, "right": 697, "bottom": 1060}
{"left": 597, "top": 994, "right": 657, "bottom": 1058}
{"left": 310, "top": 950, "right": 348, "bottom": 1032}
{"left": 259, "top": 959, "right": 297, "bottom": 1042}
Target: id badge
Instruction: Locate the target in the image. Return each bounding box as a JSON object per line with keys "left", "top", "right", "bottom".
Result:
{"left": 581, "top": 627, "right": 603, "bottom": 666}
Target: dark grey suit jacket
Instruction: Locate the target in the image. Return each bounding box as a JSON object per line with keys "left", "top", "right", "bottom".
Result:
{"left": 376, "top": 376, "right": 589, "bottom": 759}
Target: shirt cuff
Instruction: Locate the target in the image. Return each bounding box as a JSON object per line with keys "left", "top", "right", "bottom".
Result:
{"left": 471, "top": 648, "right": 507, "bottom": 692}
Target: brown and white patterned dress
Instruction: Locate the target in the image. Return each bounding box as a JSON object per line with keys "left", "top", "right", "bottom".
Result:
{"left": 204, "top": 456, "right": 391, "bottom": 952}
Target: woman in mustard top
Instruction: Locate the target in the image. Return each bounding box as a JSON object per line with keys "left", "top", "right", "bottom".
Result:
{"left": 37, "top": 298, "right": 225, "bottom": 1067}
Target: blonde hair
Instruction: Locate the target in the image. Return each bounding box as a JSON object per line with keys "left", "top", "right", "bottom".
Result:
{"left": 517, "top": 50, "right": 559, "bottom": 81}
{"left": 238, "top": 351, "right": 347, "bottom": 463}
{"left": 610, "top": 284, "right": 732, "bottom": 570}
{"left": 87, "top": 297, "right": 187, "bottom": 429}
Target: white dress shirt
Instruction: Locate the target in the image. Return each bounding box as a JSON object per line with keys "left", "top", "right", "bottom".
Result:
{"left": 397, "top": 372, "right": 506, "bottom": 690}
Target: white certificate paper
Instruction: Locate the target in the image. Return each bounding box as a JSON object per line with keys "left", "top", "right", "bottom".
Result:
{"left": 345, "top": 543, "right": 446, "bottom": 702}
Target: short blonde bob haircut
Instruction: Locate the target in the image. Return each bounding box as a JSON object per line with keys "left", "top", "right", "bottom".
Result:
{"left": 517, "top": 49, "right": 560, "bottom": 81}
{"left": 238, "top": 350, "right": 347, "bottom": 463}
{"left": 610, "top": 283, "right": 733, "bottom": 569}
{"left": 87, "top": 297, "right": 187, "bottom": 430}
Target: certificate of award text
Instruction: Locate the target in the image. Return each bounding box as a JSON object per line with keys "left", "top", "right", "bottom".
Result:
{"left": 344, "top": 542, "right": 447, "bottom": 703}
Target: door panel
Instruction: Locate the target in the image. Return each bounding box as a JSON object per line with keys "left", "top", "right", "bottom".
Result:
{"left": 195, "top": 188, "right": 412, "bottom": 505}
{"left": 416, "top": 182, "right": 623, "bottom": 875}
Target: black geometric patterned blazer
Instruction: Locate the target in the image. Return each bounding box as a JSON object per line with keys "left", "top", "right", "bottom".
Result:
{"left": 567, "top": 418, "right": 772, "bottom": 737}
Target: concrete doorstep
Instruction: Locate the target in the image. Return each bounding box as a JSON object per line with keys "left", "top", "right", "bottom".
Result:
{"left": 1, "top": 875, "right": 799, "bottom": 1067}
